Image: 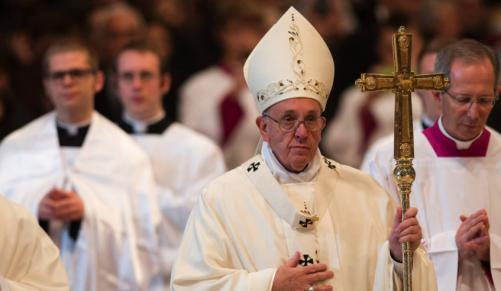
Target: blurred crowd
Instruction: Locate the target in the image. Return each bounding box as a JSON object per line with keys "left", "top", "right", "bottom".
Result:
{"left": 0, "top": 0, "right": 500, "bottom": 164}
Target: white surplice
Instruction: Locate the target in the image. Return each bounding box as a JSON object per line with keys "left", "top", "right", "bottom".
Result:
{"left": 363, "top": 119, "right": 501, "bottom": 291}
{"left": 130, "top": 122, "right": 226, "bottom": 284}
{"left": 0, "top": 112, "right": 163, "bottom": 291}
{"left": 361, "top": 121, "right": 425, "bottom": 171}
{"left": 0, "top": 195, "right": 69, "bottom": 291}
{"left": 170, "top": 142, "right": 437, "bottom": 291}
{"left": 179, "top": 65, "right": 261, "bottom": 168}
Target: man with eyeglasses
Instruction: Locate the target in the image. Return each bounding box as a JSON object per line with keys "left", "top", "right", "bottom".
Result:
{"left": 365, "top": 39, "right": 501, "bottom": 291}
{"left": 0, "top": 38, "right": 163, "bottom": 290}
{"left": 171, "top": 7, "right": 437, "bottom": 291}
{"left": 113, "top": 41, "right": 226, "bottom": 289}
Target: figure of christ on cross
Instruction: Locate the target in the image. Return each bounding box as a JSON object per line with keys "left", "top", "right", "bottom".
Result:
{"left": 355, "top": 26, "right": 449, "bottom": 291}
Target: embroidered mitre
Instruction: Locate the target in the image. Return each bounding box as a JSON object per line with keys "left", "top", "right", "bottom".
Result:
{"left": 243, "top": 6, "right": 335, "bottom": 113}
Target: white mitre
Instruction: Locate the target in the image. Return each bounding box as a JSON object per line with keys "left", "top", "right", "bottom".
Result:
{"left": 244, "top": 6, "right": 335, "bottom": 113}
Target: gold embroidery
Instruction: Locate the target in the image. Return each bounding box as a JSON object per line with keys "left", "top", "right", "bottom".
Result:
{"left": 256, "top": 12, "right": 327, "bottom": 103}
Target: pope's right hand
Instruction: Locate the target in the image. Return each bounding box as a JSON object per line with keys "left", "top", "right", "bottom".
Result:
{"left": 272, "top": 251, "right": 333, "bottom": 291}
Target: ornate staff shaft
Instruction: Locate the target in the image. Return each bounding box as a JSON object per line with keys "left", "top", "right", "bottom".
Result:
{"left": 393, "top": 90, "right": 415, "bottom": 291}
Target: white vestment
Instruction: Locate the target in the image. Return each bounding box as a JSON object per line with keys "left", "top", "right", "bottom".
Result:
{"left": 179, "top": 65, "right": 261, "bottom": 168}
{"left": 130, "top": 122, "right": 226, "bottom": 284}
{"left": 0, "top": 112, "right": 163, "bottom": 291}
{"left": 361, "top": 121, "right": 425, "bottom": 171}
{"left": 322, "top": 86, "right": 422, "bottom": 168}
{"left": 363, "top": 120, "right": 501, "bottom": 291}
{"left": 0, "top": 195, "right": 69, "bottom": 291}
{"left": 170, "top": 143, "right": 437, "bottom": 291}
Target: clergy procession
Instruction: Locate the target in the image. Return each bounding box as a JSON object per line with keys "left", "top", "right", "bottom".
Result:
{"left": 0, "top": 1, "right": 499, "bottom": 291}
{"left": 363, "top": 39, "right": 501, "bottom": 290}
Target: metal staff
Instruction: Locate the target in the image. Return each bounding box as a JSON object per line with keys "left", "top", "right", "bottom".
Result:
{"left": 355, "top": 26, "right": 448, "bottom": 291}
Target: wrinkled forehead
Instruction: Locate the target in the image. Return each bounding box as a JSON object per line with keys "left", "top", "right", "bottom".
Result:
{"left": 450, "top": 58, "right": 496, "bottom": 85}
{"left": 265, "top": 97, "right": 323, "bottom": 115}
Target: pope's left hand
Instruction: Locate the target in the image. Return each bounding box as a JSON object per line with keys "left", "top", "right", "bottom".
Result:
{"left": 389, "top": 207, "right": 422, "bottom": 262}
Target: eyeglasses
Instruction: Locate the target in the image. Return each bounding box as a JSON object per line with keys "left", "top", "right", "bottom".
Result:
{"left": 444, "top": 90, "right": 498, "bottom": 108}
{"left": 47, "top": 69, "right": 96, "bottom": 83}
{"left": 263, "top": 114, "right": 325, "bottom": 132}
{"left": 118, "top": 71, "right": 158, "bottom": 83}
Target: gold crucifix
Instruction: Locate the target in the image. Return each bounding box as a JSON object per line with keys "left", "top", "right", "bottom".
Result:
{"left": 355, "top": 26, "right": 448, "bottom": 291}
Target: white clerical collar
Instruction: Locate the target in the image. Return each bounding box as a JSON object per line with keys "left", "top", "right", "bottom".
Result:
{"left": 56, "top": 118, "right": 92, "bottom": 136}
{"left": 438, "top": 117, "right": 482, "bottom": 150}
{"left": 123, "top": 110, "right": 165, "bottom": 134}
{"left": 261, "top": 141, "right": 321, "bottom": 184}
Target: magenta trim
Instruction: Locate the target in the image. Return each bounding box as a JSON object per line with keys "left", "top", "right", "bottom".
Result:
{"left": 423, "top": 122, "right": 490, "bottom": 157}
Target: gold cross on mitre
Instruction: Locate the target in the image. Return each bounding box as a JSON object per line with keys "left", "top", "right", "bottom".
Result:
{"left": 355, "top": 26, "right": 449, "bottom": 291}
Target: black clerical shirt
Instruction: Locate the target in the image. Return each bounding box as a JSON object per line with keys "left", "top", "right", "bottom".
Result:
{"left": 38, "top": 122, "right": 90, "bottom": 241}
{"left": 118, "top": 115, "right": 173, "bottom": 135}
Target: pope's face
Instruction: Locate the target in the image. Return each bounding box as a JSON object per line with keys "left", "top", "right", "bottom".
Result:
{"left": 440, "top": 58, "right": 496, "bottom": 140}
{"left": 44, "top": 51, "right": 103, "bottom": 117}
{"left": 116, "top": 50, "right": 170, "bottom": 120}
{"left": 257, "top": 98, "right": 325, "bottom": 173}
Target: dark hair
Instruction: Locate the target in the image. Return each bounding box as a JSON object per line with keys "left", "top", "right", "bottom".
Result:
{"left": 42, "top": 38, "right": 99, "bottom": 77}
{"left": 114, "top": 40, "right": 170, "bottom": 75}
{"left": 416, "top": 38, "right": 453, "bottom": 73}
{"left": 435, "top": 39, "right": 500, "bottom": 89}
